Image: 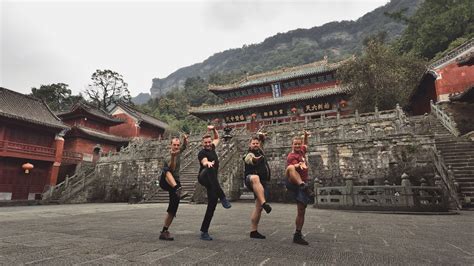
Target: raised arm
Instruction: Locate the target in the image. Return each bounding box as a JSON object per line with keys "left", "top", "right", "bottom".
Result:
{"left": 209, "top": 126, "right": 219, "bottom": 147}
{"left": 303, "top": 130, "right": 309, "bottom": 148}
{"left": 180, "top": 134, "right": 188, "bottom": 152}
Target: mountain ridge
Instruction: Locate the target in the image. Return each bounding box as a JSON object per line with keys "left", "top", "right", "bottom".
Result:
{"left": 150, "top": 0, "right": 422, "bottom": 98}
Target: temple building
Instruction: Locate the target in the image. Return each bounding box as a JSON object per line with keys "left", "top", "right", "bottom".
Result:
{"left": 57, "top": 102, "right": 129, "bottom": 165}
{"left": 0, "top": 87, "right": 80, "bottom": 200}
{"left": 109, "top": 101, "right": 168, "bottom": 139}
{"left": 190, "top": 59, "right": 350, "bottom": 131}
{"left": 409, "top": 39, "right": 474, "bottom": 115}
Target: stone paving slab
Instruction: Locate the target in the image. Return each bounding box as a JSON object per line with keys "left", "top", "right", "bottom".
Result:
{"left": 0, "top": 203, "right": 473, "bottom": 265}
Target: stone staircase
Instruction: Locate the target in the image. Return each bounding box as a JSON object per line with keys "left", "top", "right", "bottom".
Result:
{"left": 431, "top": 117, "right": 474, "bottom": 207}
{"left": 42, "top": 166, "right": 96, "bottom": 204}
{"left": 142, "top": 153, "right": 200, "bottom": 204}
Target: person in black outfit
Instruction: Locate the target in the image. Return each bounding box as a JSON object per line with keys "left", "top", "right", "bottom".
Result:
{"left": 158, "top": 134, "right": 188, "bottom": 241}
{"left": 197, "top": 125, "right": 231, "bottom": 241}
{"left": 243, "top": 132, "right": 272, "bottom": 239}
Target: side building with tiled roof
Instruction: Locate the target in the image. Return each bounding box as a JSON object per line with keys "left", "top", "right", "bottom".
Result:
{"left": 0, "top": 87, "right": 80, "bottom": 200}
{"left": 57, "top": 102, "right": 129, "bottom": 168}
{"left": 409, "top": 38, "right": 474, "bottom": 115}
{"left": 190, "top": 59, "right": 350, "bottom": 131}
{"left": 109, "top": 101, "right": 168, "bottom": 139}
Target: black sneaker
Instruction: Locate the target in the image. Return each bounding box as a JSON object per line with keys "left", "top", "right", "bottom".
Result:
{"left": 250, "top": 231, "right": 266, "bottom": 239}
{"left": 262, "top": 202, "right": 272, "bottom": 214}
{"left": 175, "top": 187, "right": 189, "bottom": 200}
{"left": 293, "top": 232, "right": 309, "bottom": 245}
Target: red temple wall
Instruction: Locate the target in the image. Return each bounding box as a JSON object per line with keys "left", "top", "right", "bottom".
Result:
{"left": 435, "top": 62, "right": 474, "bottom": 100}
{"left": 109, "top": 114, "right": 138, "bottom": 138}
{"left": 138, "top": 124, "right": 163, "bottom": 139}
{"left": 64, "top": 138, "right": 119, "bottom": 155}
{"left": 0, "top": 158, "right": 51, "bottom": 200}
{"left": 2, "top": 123, "right": 55, "bottom": 147}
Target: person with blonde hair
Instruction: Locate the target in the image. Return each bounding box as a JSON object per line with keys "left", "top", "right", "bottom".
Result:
{"left": 285, "top": 131, "right": 311, "bottom": 245}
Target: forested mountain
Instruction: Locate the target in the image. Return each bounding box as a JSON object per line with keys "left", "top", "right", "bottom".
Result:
{"left": 150, "top": 0, "right": 421, "bottom": 98}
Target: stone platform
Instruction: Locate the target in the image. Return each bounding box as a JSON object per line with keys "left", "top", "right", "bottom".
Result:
{"left": 0, "top": 203, "right": 472, "bottom": 265}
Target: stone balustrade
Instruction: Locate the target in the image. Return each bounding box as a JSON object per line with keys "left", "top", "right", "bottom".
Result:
{"left": 314, "top": 174, "right": 448, "bottom": 211}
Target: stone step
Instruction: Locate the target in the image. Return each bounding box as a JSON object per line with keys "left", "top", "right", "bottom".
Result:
{"left": 444, "top": 157, "right": 474, "bottom": 163}
{"left": 445, "top": 162, "right": 474, "bottom": 168}
{"left": 443, "top": 155, "right": 474, "bottom": 160}
{"left": 436, "top": 144, "right": 474, "bottom": 151}
{"left": 437, "top": 148, "right": 474, "bottom": 153}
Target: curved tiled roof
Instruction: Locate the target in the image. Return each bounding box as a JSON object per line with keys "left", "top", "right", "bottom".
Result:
{"left": 0, "top": 87, "right": 69, "bottom": 130}
{"left": 209, "top": 59, "right": 342, "bottom": 92}
{"left": 190, "top": 85, "right": 348, "bottom": 114}
{"left": 58, "top": 102, "right": 123, "bottom": 124}
{"left": 73, "top": 126, "right": 129, "bottom": 143}
{"left": 112, "top": 101, "right": 168, "bottom": 129}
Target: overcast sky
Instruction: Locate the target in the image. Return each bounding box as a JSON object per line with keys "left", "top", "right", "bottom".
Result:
{"left": 1, "top": 0, "right": 389, "bottom": 97}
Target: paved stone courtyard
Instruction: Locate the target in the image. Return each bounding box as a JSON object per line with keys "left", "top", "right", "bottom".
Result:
{"left": 0, "top": 203, "right": 472, "bottom": 265}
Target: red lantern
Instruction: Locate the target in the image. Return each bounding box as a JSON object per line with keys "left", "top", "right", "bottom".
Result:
{"left": 339, "top": 99, "right": 347, "bottom": 108}
{"left": 22, "top": 162, "right": 34, "bottom": 174}
{"left": 291, "top": 107, "right": 297, "bottom": 114}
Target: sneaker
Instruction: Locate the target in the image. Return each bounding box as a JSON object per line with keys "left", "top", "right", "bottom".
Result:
{"left": 159, "top": 230, "right": 174, "bottom": 241}
{"left": 221, "top": 197, "right": 232, "bottom": 209}
{"left": 200, "top": 231, "right": 213, "bottom": 241}
{"left": 262, "top": 202, "right": 272, "bottom": 214}
{"left": 293, "top": 232, "right": 309, "bottom": 245}
{"left": 175, "top": 187, "right": 189, "bottom": 200}
{"left": 250, "top": 231, "right": 266, "bottom": 239}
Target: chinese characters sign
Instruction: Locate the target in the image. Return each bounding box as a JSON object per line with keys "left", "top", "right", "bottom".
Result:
{"left": 262, "top": 108, "right": 286, "bottom": 118}
{"left": 272, "top": 83, "right": 281, "bottom": 98}
{"left": 304, "top": 102, "right": 332, "bottom": 113}
{"left": 225, "top": 114, "right": 246, "bottom": 123}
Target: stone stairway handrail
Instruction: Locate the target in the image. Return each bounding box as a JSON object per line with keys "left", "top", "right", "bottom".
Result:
{"left": 42, "top": 167, "right": 95, "bottom": 200}
{"left": 58, "top": 170, "right": 98, "bottom": 203}
{"left": 430, "top": 146, "right": 462, "bottom": 209}
{"left": 430, "top": 100, "right": 460, "bottom": 136}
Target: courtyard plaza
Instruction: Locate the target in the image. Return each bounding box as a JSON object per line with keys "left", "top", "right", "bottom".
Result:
{"left": 0, "top": 203, "right": 472, "bottom": 265}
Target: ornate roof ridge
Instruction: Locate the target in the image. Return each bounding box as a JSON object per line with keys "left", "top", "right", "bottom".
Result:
{"left": 191, "top": 85, "right": 348, "bottom": 114}
{"left": 60, "top": 101, "right": 123, "bottom": 123}
{"left": 209, "top": 58, "right": 343, "bottom": 92}
{"left": 430, "top": 38, "right": 474, "bottom": 69}
{"left": 75, "top": 125, "right": 129, "bottom": 142}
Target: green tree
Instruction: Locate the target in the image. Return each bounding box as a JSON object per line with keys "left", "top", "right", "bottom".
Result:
{"left": 337, "top": 39, "right": 426, "bottom": 112}
{"left": 85, "top": 69, "right": 132, "bottom": 110}
{"left": 394, "top": 0, "right": 474, "bottom": 59}
{"left": 31, "top": 83, "right": 82, "bottom": 111}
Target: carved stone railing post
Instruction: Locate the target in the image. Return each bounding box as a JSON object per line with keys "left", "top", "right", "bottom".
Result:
{"left": 375, "top": 106, "right": 380, "bottom": 119}
{"left": 355, "top": 109, "right": 360, "bottom": 123}
{"left": 401, "top": 173, "right": 414, "bottom": 207}
{"left": 430, "top": 100, "right": 460, "bottom": 136}
{"left": 344, "top": 175, "right": 354, "bottom": 206}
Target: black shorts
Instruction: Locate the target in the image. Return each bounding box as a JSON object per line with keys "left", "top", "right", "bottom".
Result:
{"left": 159, "top": 169, "right": 181, "bottom": 215}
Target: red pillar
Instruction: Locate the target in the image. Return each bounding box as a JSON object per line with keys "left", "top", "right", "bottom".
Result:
{"left": 48, "top": 135, "right": 64, "bottom": 186}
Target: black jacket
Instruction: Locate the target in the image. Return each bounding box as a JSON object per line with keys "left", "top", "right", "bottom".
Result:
{"left": 243, "top": 148, "right": 271, "bottom": 181}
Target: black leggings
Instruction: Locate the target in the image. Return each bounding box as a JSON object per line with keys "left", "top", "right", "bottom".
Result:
{"left": 198, "top": 168, "right": 226, "bottom": 232}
